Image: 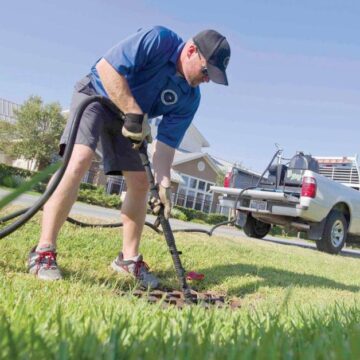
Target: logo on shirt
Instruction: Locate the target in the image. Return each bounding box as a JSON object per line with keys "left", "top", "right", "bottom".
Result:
{"left": 161, "top": 89, "right": 178, "bottom": 106}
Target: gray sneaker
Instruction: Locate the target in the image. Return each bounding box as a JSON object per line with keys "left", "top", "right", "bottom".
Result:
{"left": 111, "top": 252, "right": 160, "bottom": 289}
{"left": 28, "top": 245, "right": 63, "bottom": 281}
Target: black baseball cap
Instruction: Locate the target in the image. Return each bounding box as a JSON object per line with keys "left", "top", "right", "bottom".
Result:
{"left": 193, "top": 29, "right": 230, "bottom": 86}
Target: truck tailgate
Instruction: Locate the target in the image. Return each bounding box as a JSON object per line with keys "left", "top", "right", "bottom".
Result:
{"left": 211, "top": 186, "right": 300, "bottom": 203}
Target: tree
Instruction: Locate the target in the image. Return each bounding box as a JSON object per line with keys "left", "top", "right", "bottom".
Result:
{"left": 0, "top": 96, "right": 65, "bottom": 170}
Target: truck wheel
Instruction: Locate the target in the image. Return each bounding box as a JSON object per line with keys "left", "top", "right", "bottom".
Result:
{"left": 318, "top": 210, "right": 347, "bottom": 254}
{"left": 243, "top": 215, "right": 271, "bottom": 239}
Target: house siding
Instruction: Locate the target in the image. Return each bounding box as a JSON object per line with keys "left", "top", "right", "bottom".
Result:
{"left": 173, "top": 158, "right": 217, "bottom": 183}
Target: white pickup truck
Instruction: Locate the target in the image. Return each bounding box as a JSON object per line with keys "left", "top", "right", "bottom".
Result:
{"left": 211, "top": 151, "right": 360, "bottom": 254}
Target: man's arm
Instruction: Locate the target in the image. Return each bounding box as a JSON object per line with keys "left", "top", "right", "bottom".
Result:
{"left": 96, "top": 58, "right": 142, "bottom": 114}
{"left": 149, "top": 140, "right": 175, "bottom": 219}
{"left": 152, "top": 140, "right": 175, "bottom": 187}
{"left": 96, "top": 58, "right": 152, "bottom": 147}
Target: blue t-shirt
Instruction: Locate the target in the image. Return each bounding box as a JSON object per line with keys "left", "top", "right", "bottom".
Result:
{"left": 89, "top": 26, "right": 201, "bottom": 148}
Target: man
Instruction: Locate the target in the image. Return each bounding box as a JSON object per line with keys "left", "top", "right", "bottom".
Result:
{"left": 28, "top": 26, "right": 231, "bottom": 288}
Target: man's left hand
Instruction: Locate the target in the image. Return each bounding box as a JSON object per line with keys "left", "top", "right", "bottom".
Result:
{"left": 149, "top": 185, "right": 172, "bottom": 219}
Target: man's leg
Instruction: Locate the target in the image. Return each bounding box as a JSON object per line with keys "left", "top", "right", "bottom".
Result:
{"left": 120, "top": 171, "right": 149, "bottom": 258}
{"left": 28, "top": 144, "right": 94, "bottom": 280}
{"left": 111, "top": 171, "right": 160, "bottom": 289}
{"left": 39, "top": 144, "right": 95, "bottom": 247}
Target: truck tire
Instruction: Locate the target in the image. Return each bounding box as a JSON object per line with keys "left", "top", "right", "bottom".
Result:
{"left": 317, "top": 210, "right": 347, "bottom": 254}
{"left": 243, "top": 215, "right": 271, "bottom": 239}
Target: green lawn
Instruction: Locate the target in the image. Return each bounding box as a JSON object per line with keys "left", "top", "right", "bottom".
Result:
{"left": 1, "top": 207, "right": 360, "bottom": 359}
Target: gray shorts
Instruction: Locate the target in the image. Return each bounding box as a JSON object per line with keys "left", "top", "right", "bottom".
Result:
{"left": 60, "top": 76, "right": 144, "bottom": 175}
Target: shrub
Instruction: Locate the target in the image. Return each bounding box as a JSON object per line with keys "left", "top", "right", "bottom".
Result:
{"left": 269, "top": 225, "right": 301, "bottom": 238}
{"left": 78, "top": 186, "right": 122, "bottom": 209}
{"left": 170, "top": 207, "right": 188, "bottom": 221}
{"left": 30, "top": 178, "right": 99, "bottom": 195}
{"left": 0, "top": 163, "right": 50, "bottom": 191}
{"left": 33, "top": 182, "right": 46, "bottom": 193}
{"left": 206, "top": 213, "right": 228, "bottom": 225}
{"left": 173, "top": 206, "right": 207, "bottom": 222}
{"left": 0, "top": 164, "right": 227, "bottom": 223}
{"left": 173, "top": 205, "right": 227, "bottom": 225}
{"left": 80, "top": 182, "right": 98, "bottom": 191}
{"left": 0, "top": 164, "right": 35, "bottom": 186}
{"left": 12, "top": 175, "right": 27, "bottom": 187}
{"left": 270, "top": 225, "right": 283, "bottom": 236}
{"left": 2, "top": 175, "right": 19, "bottom": 188}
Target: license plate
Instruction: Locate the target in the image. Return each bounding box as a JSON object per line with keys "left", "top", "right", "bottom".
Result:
{"left": 249, "top": 200, "right": 267, "bottom": 211}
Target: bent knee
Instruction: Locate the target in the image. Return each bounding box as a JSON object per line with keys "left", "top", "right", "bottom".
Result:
{"left": 66, "top": 145, "right": 94, "bottom": 178}
{"left": 125, "top": 172, "right": 149, "bottom": 193}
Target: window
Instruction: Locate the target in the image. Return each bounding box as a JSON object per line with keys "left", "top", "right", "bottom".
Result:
{"left": 194, "top": 193, "right": 204, "bottom": 211}
{"left": 106, "top": 176, "right": 126, "bottom": 195}
{"left": 82, "top": 170, "right": 96, "bottom": 184}
{"left": 108, "top": 182, "right": 121, "bottom": 195}
{"left": 175, "top": 173, "right": 215, "bottom": 213}
{"left": 203, "top": 194, "right": 212, "bottom": 213}
{"left": 186, "top": 190, "right": 195, "bottom": 208}
{"left": 189, "top": 178, "right": 197, "bottom": 189}
{"left": 181, "top": 175, "right": 189, "bottom": 187}
{"left": 198, "top": 180, "right": 205, "bottom": 191}
{"left": 176, "top": 188, "right": 186, "bottom": 207}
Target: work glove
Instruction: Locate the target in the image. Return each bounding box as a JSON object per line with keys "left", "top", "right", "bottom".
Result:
{"left": 122, "top": 113, "right": 152, "bottom": 149}
{"left": 149, "top": 184, "right": 172, "bottom": 220}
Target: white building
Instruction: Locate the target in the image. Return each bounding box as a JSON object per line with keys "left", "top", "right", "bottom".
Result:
{"left": 0, "top": 98, "right": 19, "bottom": 123}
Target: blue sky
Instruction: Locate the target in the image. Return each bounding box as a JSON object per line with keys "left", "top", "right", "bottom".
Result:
{"left": 1, "top": 0, "right": 359, "bottom": 171}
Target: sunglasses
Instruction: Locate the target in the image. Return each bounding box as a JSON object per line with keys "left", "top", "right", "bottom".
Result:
{"left": 197, "top": 51, "right": 209, "bottom": 77}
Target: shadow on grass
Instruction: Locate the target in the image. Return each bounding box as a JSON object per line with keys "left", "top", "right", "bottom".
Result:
{"left": 59, "top": 267, "right": 179, "bottom": 292}
{"left": 259, "top": 237, "right": 360, "bottom": 259}
{"left": 4, "top": 257, "right": 357, "bottom": 298}
{"left": 3, "top": 247, "right": 358, "bottom": 299}
{"left": 195, "top": 262, "right": 360, "bottom": 297}
{"left": 57, "top": 261, "right": 360, "bottom": 300}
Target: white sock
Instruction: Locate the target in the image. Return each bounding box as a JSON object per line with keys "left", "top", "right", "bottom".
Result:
{"left": 124, "top": 254, "right": 141, "bottom": 262}
{"left": 36, "top": 244, "right": 56, "bottom": 252}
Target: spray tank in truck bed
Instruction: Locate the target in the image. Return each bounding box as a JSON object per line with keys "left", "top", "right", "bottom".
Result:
{"left": 268, "top": 151, "right": 319, "bottom": 187}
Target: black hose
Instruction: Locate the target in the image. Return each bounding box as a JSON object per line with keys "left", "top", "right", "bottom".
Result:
{"left": 137, "top": 144, "right": 194, "bottom": 302}
{"left": 171, "top": 220, "right": 235, "bottom": 236}
{"left": 0, "top": 208, "right": 27, "bottom": 224}
{"left": 0, "top": 207, "right": 234, "bottom": 237}
{"left": 65, "top": 216, "right": 162, "bottom": 233}
{"left": 232, "top": 149, "right": 282, "bottom": 222}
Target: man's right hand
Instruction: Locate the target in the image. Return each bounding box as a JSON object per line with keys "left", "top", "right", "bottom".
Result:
{"left": 122, "top": 113, "right": 153, "bottom": 149}
{"left": 149, "top": 184, "right": 172, "bottom": 220}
